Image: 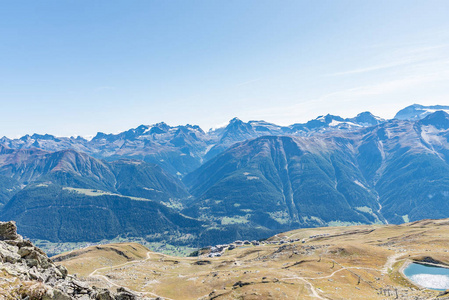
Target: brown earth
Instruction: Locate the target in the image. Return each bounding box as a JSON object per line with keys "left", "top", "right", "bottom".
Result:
{"left": 54, "top": 219, "right": 449, "bottom": 299}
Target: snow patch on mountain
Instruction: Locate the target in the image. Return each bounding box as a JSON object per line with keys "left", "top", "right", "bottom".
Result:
{"left": 395, "top": 104, "right": 449, "bottom": 121}
{"left": 354, "top": 180, "right": 369, "bottom": 190}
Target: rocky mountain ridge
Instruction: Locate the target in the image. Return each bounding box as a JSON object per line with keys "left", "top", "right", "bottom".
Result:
{"left": 0, "top": 110, "right": 391, "bottom": 177}
{"left": 1, "top": 104, "right": 442, "bottom": 178}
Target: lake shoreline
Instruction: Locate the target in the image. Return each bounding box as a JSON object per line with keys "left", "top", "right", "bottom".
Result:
{"left": 400, "top": 259, "right": 449, "bottom": 291}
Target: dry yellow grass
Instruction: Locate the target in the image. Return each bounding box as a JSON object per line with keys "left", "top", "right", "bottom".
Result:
{"left": 54, "top": 219, "right": 449, "bottom": 299}
{"left": 52, "top": 242, "right": 149, "bottom": 277}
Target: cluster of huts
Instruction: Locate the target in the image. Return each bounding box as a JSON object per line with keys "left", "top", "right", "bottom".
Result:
{"left": 205, "top": 237, "right": 305, "bottom": 257}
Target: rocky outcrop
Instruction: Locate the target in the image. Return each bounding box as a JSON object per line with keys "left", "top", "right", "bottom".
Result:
{"left": 0, "top": 221, "right": 145, "bottom": 300}
{"left": 0, "top": 220, "right": 20, "bottom": 240}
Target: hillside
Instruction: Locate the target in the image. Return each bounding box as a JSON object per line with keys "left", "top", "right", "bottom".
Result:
{"left": 0, "top": 148, "right": 190, "bottom": 206}
{"left": 183, "top": 114, "right": 449, "bottom": 228}
{"left": 184, "top": 135, "right": 382, "bottom": 230}
{"left": 52, "top": 243, "right": 150, "bottom": 277}
{"left": 0, "top": 184, "right": 202, "bottom": 243}
{"left": 0, "top": 147, "right": 204, "bottom": 247}
{"left": 54, "top": 218, "right": 449, "bottom": 300}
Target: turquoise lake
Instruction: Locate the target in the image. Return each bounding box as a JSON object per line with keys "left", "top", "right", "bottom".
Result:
{"left": 403, "top": 262, "right": 449, "bottom": 291}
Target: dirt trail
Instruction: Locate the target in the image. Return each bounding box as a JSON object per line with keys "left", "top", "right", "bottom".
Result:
{"left": 88, "top": 251, "right": 151, "bottom": 277}
{"left": 88, "top": 251, "right": 174, "bottom": 300}
{"left": 382, "top": 252, "right": 402, "bottom": 274}
{"left": 283, "top": 276, "right": 328, "bottom": 299}
{"left": 282, "top": 260, "right": 381, "bottom": 299}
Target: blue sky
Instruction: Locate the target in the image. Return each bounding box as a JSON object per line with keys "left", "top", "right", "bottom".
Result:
{"left": 1, "top": 0, "right": 448, "bottom": 137}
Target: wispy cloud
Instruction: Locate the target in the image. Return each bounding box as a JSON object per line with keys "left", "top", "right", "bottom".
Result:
{"left": 329, "top": 44, "right": 449, "bottom": 76}
{"left": 323, "top": 75, "right": 446, "bottom": 102}
{"left": 328, "top": 68, "right": 449, "bottom": 100}
{"left": 329, "top": 59, "right": 419, "bottom": 76}
{"left": 236, "top": 78, "right": 262, "bottom": 87}
{"left": 247, "top": 59, "right": 449, "bottom": 124}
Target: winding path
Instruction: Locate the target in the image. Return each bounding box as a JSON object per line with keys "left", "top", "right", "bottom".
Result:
{"left": 294, "top": 276, "right": 328, "bottom": 300}
{"left": 88, "top": 251, "right": 174, "bottom": 300}
{"left": 281, "top": 260, "right": 382, "bottom": 299}
{"left": 87, "top": 249, "right": 396, "bottom": 299}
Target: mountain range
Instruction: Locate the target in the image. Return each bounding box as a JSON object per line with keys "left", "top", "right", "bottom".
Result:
{"left": 1, "top": 103, "right": 449, "bottom": 247}
{"left": 0, "top": 110, "right": 386, "bottom": 177}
